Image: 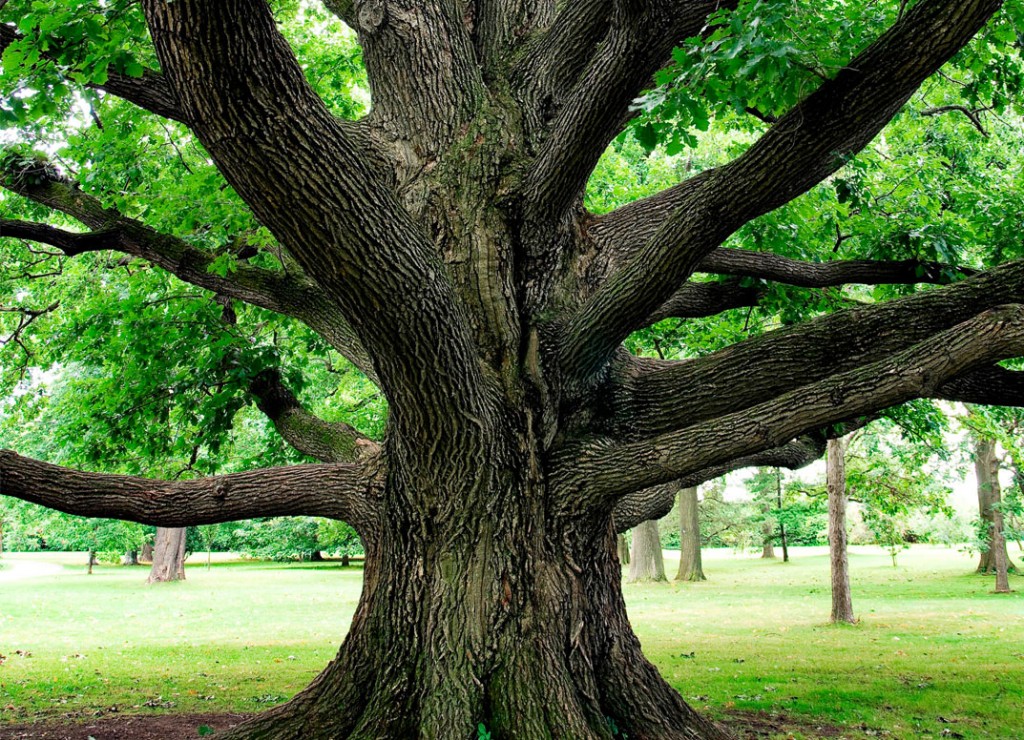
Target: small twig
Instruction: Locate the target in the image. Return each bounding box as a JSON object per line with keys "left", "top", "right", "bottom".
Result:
{"left": 921, "top": 105, "right": 990, "bottom": 137}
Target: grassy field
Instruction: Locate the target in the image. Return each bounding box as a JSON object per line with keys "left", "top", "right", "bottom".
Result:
{"left": 0, "top": 545, "right": 1021, "bottom": 739}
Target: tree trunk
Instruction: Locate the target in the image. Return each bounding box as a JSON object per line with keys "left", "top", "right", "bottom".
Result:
{"left": 147, "top": 527, "right": 187, "bottom": 583}
{"left": 675, "top": 487, "right": 706, "bottom": 582}
{"left": 617, "top": 533, "right": 630, "bottom": 566}
{"left": 87, "top": 549, "right": 96, "bottom": 575}
{"left": 761, "top": 516, "right": 776, "bottom": 560}
{"left": 122, "top": 550, "right": 139, "bottom": 566}
{"left": 775, "top": 469, "right": 789, "bottom": 563}
{"left": 140, "top": 541, "right": 154, "bottom": 563}
{"left": 223, "top": 466, "right": 729, "bottom": 739}
{"left": 975, "top": 438, "right": 1017, "bottom": 576}
{"left": 827, "top": 438, "right": 856, "bottom": 623}
{"left": 628, "top": 519, "right": 667, "bottom": 583}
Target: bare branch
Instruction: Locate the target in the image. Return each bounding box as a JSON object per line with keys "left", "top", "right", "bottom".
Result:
{"left": 647, "top": 281, "right": 761, "bottom": 324}
{"left": 0, "top": 450, "right": 381, "bottom": 537}
{"left": 322, "top": 0, "right": 356, "bottom": 27}
{"left": 562, "top": 0, "right": 1004, "bottom": 387}
{"left": 558, "top": 304, "right": 1024, "bottom": 505}
{"left": 0, "top": 24, "right": 186, "bottom": 122}
{"left": 249, "top": 368, "right": 380, "bottom": 463}
{"left": 921, "top": 104, "right": 990, "bottom": 136}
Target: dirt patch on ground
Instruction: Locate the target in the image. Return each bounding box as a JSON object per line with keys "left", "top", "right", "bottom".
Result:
{"left": 0, "top": 713, "right": 252, "bottom": 739}
{"left": 726, "top": 709, "right": 870, "bottom": 738}
{"left": 0, "top": 710, "right": 868, "bottom": 739}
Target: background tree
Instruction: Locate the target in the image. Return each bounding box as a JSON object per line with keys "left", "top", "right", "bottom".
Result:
{"left": 3, "top": 0, "right": 1024, "bottom": 737}
{"left": 961, "top": 407, "right": 1021, "bottom": 577}
{"left": 146, "top": 525, "right": 186, "bottom": 583}
{"left": 675, "top": 486, "right": 706, "bottom": 582}
{"left": 628, "top": 517, "right": 667, "bottom": 583}
{"left": 827, "top": 437, "right": 855, "bottom": 624}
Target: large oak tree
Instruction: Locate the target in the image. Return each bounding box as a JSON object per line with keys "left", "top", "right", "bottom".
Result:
{"left": 3, "top": 0, "right": 1024, "bottom": 737}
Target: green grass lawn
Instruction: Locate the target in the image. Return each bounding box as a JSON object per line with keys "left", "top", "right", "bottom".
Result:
{"left": 0, "top": 545, "right": 1021, "bottom": 738}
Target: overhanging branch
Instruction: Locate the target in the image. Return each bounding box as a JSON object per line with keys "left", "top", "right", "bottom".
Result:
{"left": 611, "top": 434, "right": 830, "bottom": 533}
{"left": 0, "top": 450, "right": 382, "bottom": 536}
{"left": 562, "top": 0, "right": 1003, "bottom": 388}
{"left": 0, "top": 161, "right": 377, "bottom": 380}
{"left": 558, "top": 304, "right": 1024, "bottom": 505}
{"left": 612, "top": 259, "right": 1024, "bottom": 439}
{"left": 250, "top": 368, "right": 380, "bottom": 463}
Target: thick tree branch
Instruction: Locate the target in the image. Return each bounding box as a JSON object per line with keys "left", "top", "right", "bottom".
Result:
{"left": 936, "top": 366, "right": 1024, "bottom": 407}
{"left": 350, "top": 0, "right": 483, "bottom": 152}
{"left": 698, "top": 249, "right": 974, "bottom": 288}
{"left": 322, "top": 0, "right": 357, "bottom": 27}
{"left": 558, "top": 304, "right": 1024, "bottom": 505}
{"left": 522, "top": 2, "right": 724, "bottom": 224}
{"left": 563, "top": 0, "right": 1003, "bottom": 386}
{"left": 473, "top": 0, "right": 556, "bottom": 72}
{"left": 0, "top": 163, "right": 377, "bottom": 381}
{"left": 0, "top": 24, "right": 186, "bottom": 122}
{"left": 0, "top": 451, "right": 381, "bottom": 537}
{"left": 249, "top": 368, "right": 380, "bottom": 464}
{"left": 611, "top": 435, "right": 828, "bottom": 533}
{"left": 644, "top": 251, "right": 971, "bottom": 325}
{"left": 647, "top": 281, "right": 761, "bottom": 323}
{"left": 611, "top": 259, "right": 1024, "bottom": 439}
{"left": 141, "top": 0, "right": 497, "bottom": 447}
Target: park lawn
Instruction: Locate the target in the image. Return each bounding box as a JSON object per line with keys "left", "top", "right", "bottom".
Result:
{"left": 0, "top": 546, "right": 1021, "bottom": 739}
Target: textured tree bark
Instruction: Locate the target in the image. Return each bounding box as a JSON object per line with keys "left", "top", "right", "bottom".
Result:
{"left": 1, "top": 0, "right": 1019, "bottom": 737}
{"left": 827, "top": 439, "right": 856, "bottom": 624}
{"left": 224, "top": 461, "right": 728, "bottom": 740}
{"left": 140, "top": 542, "right": 154, "bottom": 563}
{"left": 974, "top": 439, "right": 1016, "bottom": 585}
{"left": 147, "top": 527, "right": 187, "bottom": 583}
{"left": 676, "top": 487, "right": 706, "bottom": 582}
{"left": 628, "top": 519, "right": 667, "bottom": 583}
{"left": 617, "top": 533, "right": 630, "bottom": 565}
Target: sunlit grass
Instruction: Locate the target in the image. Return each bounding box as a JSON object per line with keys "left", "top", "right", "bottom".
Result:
{"left": 0, "top": 546, "right": 1021, "bottom": 738}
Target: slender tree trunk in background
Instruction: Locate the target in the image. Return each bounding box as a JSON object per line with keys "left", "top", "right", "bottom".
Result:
{"left": 628, "top": 520, "right": 666, "bottom": 582}
{"left": 761, "top": 501, "right": 776, "bottom": 559}
{"left": 827, "top": 438, "right": 856, "bottom": 623}
{"left": 147, "top": 526, "right": 187, "bottom": 583}
{"left": 992, "top": 516, "right": 1012, "bottom": 593}
{"left": 676, "top": 487, "right": 706, "bottom": 582}
{"left": 975, "top": 438, "right": 1017, "bottom": 576}
{"left": 776, "top": 469, "right": 789, "bottom": 563}
{"left": 122, "top": 550, "right": 139, "bottom": 566}
{"left": 87, "top": 549, "right": 96, "bottom": 575}
{"left": 617, "top": 533, "right": 630, "bottom": 566}
{"left": 140, "top": 541, "right": 154, "bottom": 563}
